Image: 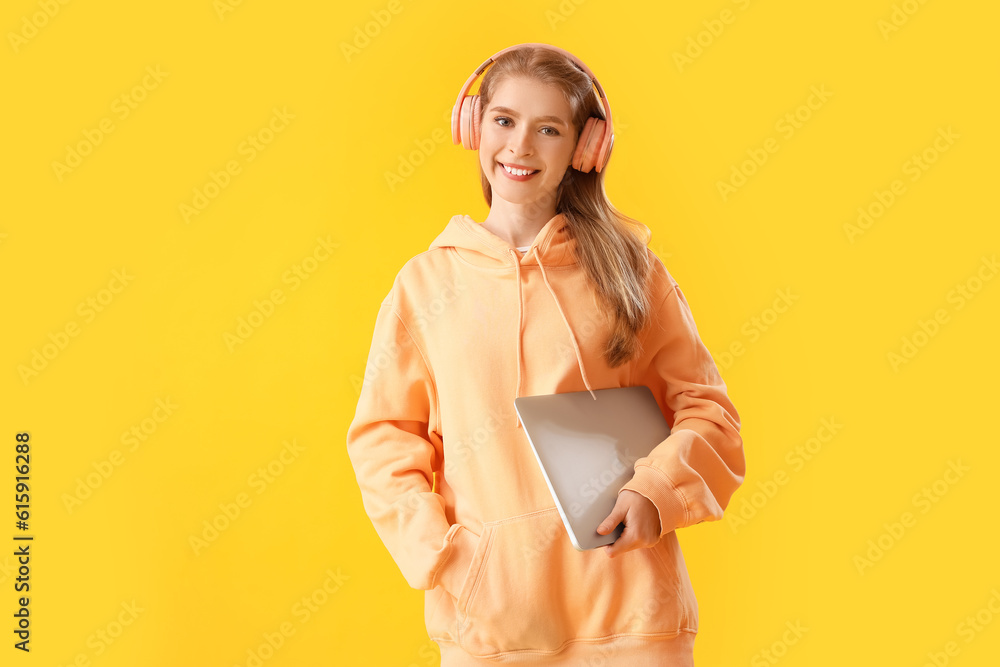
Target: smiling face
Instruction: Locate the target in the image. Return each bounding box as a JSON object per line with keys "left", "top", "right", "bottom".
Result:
{"left": 478, "top": 76, "right": 578, "bottom": 211}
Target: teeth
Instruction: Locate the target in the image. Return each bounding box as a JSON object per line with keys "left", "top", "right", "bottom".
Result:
{"left": 503, "top": 163, "right": 536, "bottom": 176}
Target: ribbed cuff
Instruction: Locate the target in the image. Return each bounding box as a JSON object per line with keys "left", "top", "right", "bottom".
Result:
{"left": 620, "top": 465, "right": 688, "bottom": 537}
{"left": 433, "top": 523, "right": 480, "bottom": 600}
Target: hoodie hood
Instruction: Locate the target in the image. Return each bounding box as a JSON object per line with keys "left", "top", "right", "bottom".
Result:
{"left": 429, "top": 213, "right": 649, "bottom": 428}
{"left": 429, "top": 213, "right": 580, "bottom": 269}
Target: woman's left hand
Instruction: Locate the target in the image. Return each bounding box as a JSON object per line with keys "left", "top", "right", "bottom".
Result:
{"left": 596, "top": 489, "right": 661, "bottom": 558}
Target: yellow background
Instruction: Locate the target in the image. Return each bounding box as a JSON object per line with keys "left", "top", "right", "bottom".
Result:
{"left": 2, "top": 0, "right": 998, "bottom": 665}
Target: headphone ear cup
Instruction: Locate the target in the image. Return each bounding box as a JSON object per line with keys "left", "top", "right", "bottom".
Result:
{"left": 469, "top": 95, "right": 482, "bottom": 150}
{"left": 572, "top": 117, "right": 605, "bottom": 172}
{"left": 459, "top": 95, "right": 482, "bottom": 150}
{"left": 598, "top": 132, "right": 614, "bottom": 172}
{"left": 589, "top": 118, "right": 612, "bottom": 172}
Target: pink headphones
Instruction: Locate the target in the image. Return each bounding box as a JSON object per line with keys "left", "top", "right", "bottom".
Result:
{"left": 450, "top": 42, "right": 615, "bottom": 174}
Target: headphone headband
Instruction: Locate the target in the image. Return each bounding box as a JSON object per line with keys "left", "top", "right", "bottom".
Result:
{"left": 450, "top": 42, "right": 614, "bottom": 173}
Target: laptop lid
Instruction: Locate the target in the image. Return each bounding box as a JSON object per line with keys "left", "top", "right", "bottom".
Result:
{"left": 513, "top": 385, "right": 672, "bottom": 551}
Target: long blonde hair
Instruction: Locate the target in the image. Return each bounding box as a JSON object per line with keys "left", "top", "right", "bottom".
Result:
{"left": 476, "top": 45, "right": 655, "bottom": 368}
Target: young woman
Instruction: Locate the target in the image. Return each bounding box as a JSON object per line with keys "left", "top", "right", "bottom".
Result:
{"left": 347, "top": 42, "right": 745, "bottom": 666}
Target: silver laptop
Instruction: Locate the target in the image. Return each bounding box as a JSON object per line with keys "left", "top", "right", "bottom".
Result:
{"left": 513, "top": 385, "right": 672, "bottom": 551}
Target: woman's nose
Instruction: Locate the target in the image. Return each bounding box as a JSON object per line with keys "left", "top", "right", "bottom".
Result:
{"left": 507, "top": 128, "right": 534, "bottom": 155}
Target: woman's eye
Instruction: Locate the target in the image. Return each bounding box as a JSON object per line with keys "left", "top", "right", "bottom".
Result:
{"left": 494, "top": 117, "right": 559, "bottom": 136}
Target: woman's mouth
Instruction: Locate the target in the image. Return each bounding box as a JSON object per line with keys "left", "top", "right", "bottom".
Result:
{"left": 499, "top": 162, "right": 540, "bottom": 181}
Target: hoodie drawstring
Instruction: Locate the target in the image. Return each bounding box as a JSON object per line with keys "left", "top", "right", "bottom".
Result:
{"left": 512, "top": 251, "right": 524, "bottom": 427}
{"left": 511, "top": 247, "right": 597, "bottom": 429}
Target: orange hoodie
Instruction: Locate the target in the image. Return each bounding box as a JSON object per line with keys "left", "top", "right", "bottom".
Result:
{"left": 346, "top": 212, "right": 744, "bottom": 665}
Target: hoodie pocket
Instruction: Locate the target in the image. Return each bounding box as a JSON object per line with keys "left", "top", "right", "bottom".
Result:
{"left": 455, "top": 507, "right": 687, "bottom": 658}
